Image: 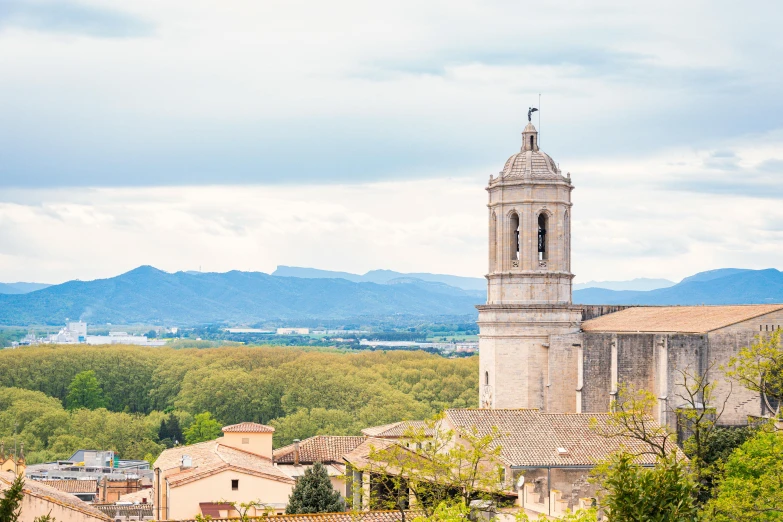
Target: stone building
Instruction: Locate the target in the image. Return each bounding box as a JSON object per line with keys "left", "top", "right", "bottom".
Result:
{"left": 478, "top": 121, "right": 782, "bottom": 430}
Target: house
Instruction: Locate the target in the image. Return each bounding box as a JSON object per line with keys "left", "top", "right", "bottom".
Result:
{"left": 0, "top": 471, "right": 110, "bottom": 522}
{"left": 345, "top": 409, "right": 678, "bottom": 519}
{"left": 153, "top": 422, "right": 295, "bottom": 520}
{"left": 274, "top": 435, "right": 365, "bottom": 498}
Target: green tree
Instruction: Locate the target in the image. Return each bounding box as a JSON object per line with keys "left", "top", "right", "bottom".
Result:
{"left": 726, "top": 330, "right": 782, "bottom": 418}
{"left": 703, "top": 428, "right": 783, "bottom": 521}
{"left": 361, "top": 416, "right": 507, "bottom": 517}
{"left": 592, "top": 451, "right": 699, "bottom": 522}
{"left": 285, "top": 462, "right": 344, "bottom": 514}
{"left": 0, "top": 474, "right": 24, "bottom": 522}
{"left": 183, "top": 412, "right": 222, "bottom": 445}
{"left": 65, "top": 370, "right": 105, "bottom": 410}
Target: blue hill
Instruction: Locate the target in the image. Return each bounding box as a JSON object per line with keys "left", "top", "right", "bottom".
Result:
{"left": 0, "top": 266, "right": 480, "bottom": 326}
{"left": 574, "top": 268, "right": 783, "bottom": 305}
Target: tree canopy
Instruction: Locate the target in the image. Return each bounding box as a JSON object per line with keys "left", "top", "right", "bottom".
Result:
{"left": 0, "top": 345, "right": 477, "bottom": 465}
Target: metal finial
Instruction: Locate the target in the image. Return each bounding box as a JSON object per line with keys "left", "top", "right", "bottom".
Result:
{"left": 528, "top": 107, "right": 538, "bottom": 122}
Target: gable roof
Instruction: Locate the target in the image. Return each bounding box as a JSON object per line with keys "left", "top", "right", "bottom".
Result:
{"left": 222, "top": 422, "right": 275, "bottom": 433}
{"left": 361, "top": 420, "right": 433, "bottom": 438}
{"left": 38, "top": 479, "right": 97, "bottom": 494}
{"left": 274, "top": 436, "right": 365, "bottom": 464}
{"left": 154, "top": 440, "right": 293, "bottom": 487}
{"left": 443, "top": 409, "right": 676, "bottom": 467}
{"left": 0, "top": 472, "right": 110, "bottom": 521}
{"left": 581, "top": 304, "right": 783, "bottom": 334}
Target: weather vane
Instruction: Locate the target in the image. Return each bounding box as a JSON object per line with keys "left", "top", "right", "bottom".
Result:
{"left": 528, "top": 107, "right": 538, "bottom": 122}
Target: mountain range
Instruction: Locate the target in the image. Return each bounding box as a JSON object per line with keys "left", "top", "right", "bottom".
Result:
{"left": 1, "top": 266, "right": 781, "bottom": 326}
{"left": 572, "top": 268, "right": 783, "bottom": 305}
{"left": 0, "top": 282, "right": 51, "bottom": 294}
{"left": 0, "top": 266, "right": 480, "bottom": 326}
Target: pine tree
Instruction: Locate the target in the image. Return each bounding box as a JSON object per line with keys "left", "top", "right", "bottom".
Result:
{"left": 285, "top": 462, "right": 344, "bottom": 514}
{"left": 0, "top": 474, "right": 24, "bottom": 522}
{"left": 167, "top": 414, "right": 183, "bottom": 444}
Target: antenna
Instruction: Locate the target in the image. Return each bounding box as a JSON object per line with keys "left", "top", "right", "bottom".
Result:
{"left": 538, "top": 93, "right": 541, "bottom": 146}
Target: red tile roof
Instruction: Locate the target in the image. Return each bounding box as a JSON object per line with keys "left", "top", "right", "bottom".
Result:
{"left": 0, "top": 473, "right": 109, "bottom": 521}
{"left": 443, "top": 409, "right": 678, "bottom": 467}
{"left": 222, "top": 422, "right": 275, "bottom": 433}
{"left": 582, "top": 305, "right": 783, "bottom": 334}
{"left": 274, "top": 436, "right": 365, "bottom": 464}
{"left": 38, "top": 479, "right": 97, "bottom": 494}
{"left": 361, "top": 421, "right": 434, "bottom": 438}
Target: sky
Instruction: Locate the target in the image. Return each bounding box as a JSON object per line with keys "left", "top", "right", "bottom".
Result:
{"left": 1, "top": 0, "right": 782, "bottom": 284}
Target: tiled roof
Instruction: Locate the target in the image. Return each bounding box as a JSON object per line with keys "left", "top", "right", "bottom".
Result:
{"left": 274, "top": 436, "right": 365, "bottom": 464}
{"left": 222, "top": 422, "right": 275, "bottom": 433}
{"left": 581, "top": 305, "right": 783, "bottom": 334}
{"left": 178, "top": 509, "right": 423, "bottom": 522}
{"left": 38, "top": 479, "right": 97, "bottom": 494}
{"left": 443, "top": 409, "right": 677, "bottom": 467}
{"left": 0, "top": 472, "right": 110, "bottom": 521}
{"left": 154, "top": 440, "right": 293, "bottom": 487}
{"left": 342, "top": 437, "right": 409, "bottom": 470}
{"left": 361, "top": 420, "right": 433, "bottom": 438}
{"left": 118, "top": 488, "right": 153, "bottom": 503}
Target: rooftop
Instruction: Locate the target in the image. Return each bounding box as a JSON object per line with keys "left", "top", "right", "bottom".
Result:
{"left": 179, "top": 510, "right": 422, "bottom": 522}
{"left": 274, "top": 436, "right": 365, "bottom": 464}
{"left": 0, "top": 472, "right": 110, "bottom": 521}
{"left": 443, "top": 409, "right": 677, "bottom": 467}
{"left": 581, "top": 304, "right": 783, "bottom": 334}
{"left": 361, "top": 420, "right": 434, "bottom": 438}
{"left": 222, "top": 422, "right": 275, "bottom": 433}
{"left": 38, "top": 478, "right": 97, "bottom": 494}
{"left": 153, "top": 440, "right": 293, "bottom": 487}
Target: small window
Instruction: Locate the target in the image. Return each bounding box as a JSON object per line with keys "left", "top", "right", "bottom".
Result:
{"left": 485, "top": 371, "right": 489, "bottom": 386}
{"left": 242, "top": 437, "right": 250, "bottom": 444}
{"left": 231, "top": 479, "right": 239, "bottom": 491}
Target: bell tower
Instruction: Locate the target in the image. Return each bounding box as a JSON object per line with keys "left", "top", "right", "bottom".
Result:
{"left": 478, "top": 120, "right": 582, "bottom": 410}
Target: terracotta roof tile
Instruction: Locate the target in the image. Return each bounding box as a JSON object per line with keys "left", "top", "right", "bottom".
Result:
{"left": 361, "top": 421, "right": 433, "bottom": 438}
{"left": 222, "top": 422, "right": 275, "bottom": 433}
{"left": 38, "top": 479, "right": 97, "bottom": 494}
{"left": 582, "top": 305, "right": 783, "bottom": 334}
{"left": 274, "top": 436, "right": 365, "bottom": 464}
{"left": 443, "top": 409, "right": 677, "bottom": 467}
{"left": 154, "top": 440, "right": 293, "bottom": 486}
{"left": 0, "top": 472, "right": 110, "bottom": 521}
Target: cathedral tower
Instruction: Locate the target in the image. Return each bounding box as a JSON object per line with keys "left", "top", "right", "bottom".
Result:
{"left": 478, "top": 120, "right": 582, "bottom": 410}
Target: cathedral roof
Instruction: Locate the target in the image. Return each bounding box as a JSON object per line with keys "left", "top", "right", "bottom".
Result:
{"left": 582, "top": 304, "right": 783, "bottom": 334}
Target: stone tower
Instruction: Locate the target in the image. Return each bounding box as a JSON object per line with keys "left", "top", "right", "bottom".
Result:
{"left": 478, "top": 121, "right": 582, "bottom": 410}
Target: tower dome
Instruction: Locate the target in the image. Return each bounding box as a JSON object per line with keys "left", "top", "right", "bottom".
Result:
{"left": 497, "top": 122, "right": 563, "bottom": 180}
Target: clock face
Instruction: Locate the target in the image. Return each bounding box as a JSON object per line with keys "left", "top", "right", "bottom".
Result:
{"left": 481, "top": 385, "right": 493, "bottom": 408}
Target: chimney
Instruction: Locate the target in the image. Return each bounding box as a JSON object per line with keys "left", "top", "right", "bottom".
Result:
{"left": 293, "top": 439, "right": 300, "bottom": 466}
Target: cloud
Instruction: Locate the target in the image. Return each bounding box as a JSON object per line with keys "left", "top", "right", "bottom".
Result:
{"left": 0, "top": 1, "right": 153, "bottom": 38}
{"left": 0, "top": 1, "right": 781, "bottom": 187}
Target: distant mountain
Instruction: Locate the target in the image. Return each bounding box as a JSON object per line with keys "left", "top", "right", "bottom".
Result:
{"left": 272, "top": 266, "right": 487, "bottom": 292}
{"left": 573, "top": 278, "right": 675, "bottom": 292}
{"left": 0, "top": 282, "right": 51, "bottom": 294}
{"left": 0, "top": 266, "right": 480, "bottom": 326}
{"left": 574, "top": 268, "right": 783, "bottom": 305}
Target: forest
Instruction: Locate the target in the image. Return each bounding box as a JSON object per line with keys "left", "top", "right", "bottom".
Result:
{"left": 0, "top": 345, "right": 478, "bottom": 464}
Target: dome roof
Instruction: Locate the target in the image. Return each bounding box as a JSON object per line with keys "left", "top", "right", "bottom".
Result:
{"left": 501, "top": 150, "right": 560, "bottom": 179}
{"left": 498, "top": 122, "right": 562, "bottom": 180}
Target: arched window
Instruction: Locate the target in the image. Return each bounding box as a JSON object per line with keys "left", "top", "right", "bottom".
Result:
{"left": 485, "top": 371, "right": 489, "bottom": 386}
{"left": 538, "top": 213, "right": 548, "bottom": 261}
{"left": 530, "top": 135, "right": 534, "bottom": 150}
{"left": 510, "top": 212, "right": 520, "bottom": 262}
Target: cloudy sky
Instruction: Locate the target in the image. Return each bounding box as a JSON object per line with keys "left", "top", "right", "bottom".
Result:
{"left": 1, "top": 0, "right": 782, "bottom": 284}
